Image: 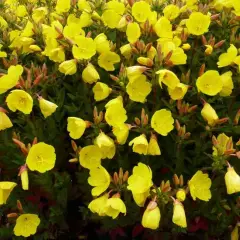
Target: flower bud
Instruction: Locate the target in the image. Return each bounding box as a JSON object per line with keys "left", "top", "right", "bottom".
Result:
{"left": 181, "top": 43, "right": 191, "bottom": 50}
{"left": 137, "top": 57, "right": 153, "bottom": 67}
{"left": 205, "top": 45, "right": 213, "bottom": 55}
{"left": 176, "top": 189, "right": 186, "bottom": 202}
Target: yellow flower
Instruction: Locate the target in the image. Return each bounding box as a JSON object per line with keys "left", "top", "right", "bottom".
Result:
{"left": 14, "top": 214, "right": 40, "bottom": 237}
{"left": 105, "top": 197, "right": 127, "bottom": 219}
{"left": 39, "top": 98, "right": 58, "bottom": 118}
{"left": 172, "top": 201, "right": 187, "bottom": 228}
{"left": 156, "top": 69, "right": 180, "bottom": 89}
{"left": 132, "top": 190, "right": 150, "bottom": 207}
{"left": 105, "top": 100, "right": 127, "bottom": 127}
{"left": 151, "top": 109, "right": 174, "bottom": 136}
{"left": 20, "top": 167, "right": 29, "bottom": 191}
{"left": 16, "top": 5, "right": 27, "bottom": 17}
{"left": 93, "top": 82, "right": 111, "bottom": 101}
{"left": 147, "top": 134, "right": 161, "bottom": 156}
{"left": 147, "top": 46, "right": 157, "bottom": 60}
{"left": 6, "top": 90, "right": 33, "bottom": 114}
{"left": 88, "top": 166, "right": 110, "bottom": 196}
{"left": 88, "top": 194, "right": 108, "bottom": 216}
{"left": 201, "top": 103, "right": 219, "bottom": 127}
{"left": 163, "top": 4, "right": 180, "bottom": 20}
{"left": 168, "top": 83, "right": 188, "bottom": 100}
{"left": 0, "top": 112, "right": 13, "bottom": 131}
{"left": 56, "top": 0, "right": 71, "bottom": 13}
{"left": 26, "top": 142, "right": 56, "bottom": 173}
{"left": 126, "top": 22, "right": 141, "bottom": 43}
{"left": 0, "top": 44, "right": 7, "bottom": 58}
{"left": 196, "top": 70, "right": 223, "bottom": 96}
{"left": 63, "top": 24, "right": 85, "bottom": 42}
{"left": 105, "top": 96, "right": 124, "bottom": 109}
{"left": 59, "top": 60, "right": 77, "bottom": 75}
{"left": 129, "top": 134, "right": 148, "bottom": 155}
{"left": 205, "top": 45, "right": 213, "bottom": 55}
{"left": 0, "top": 182, "right": 17, "bottom": 205}
{"left": 120, "top": 44, "right": 132, "bottom": 59}
{"left": 182, "top": 43, "right": 191, "bottom": 50}
{"left": 106, "top": 0, "right": 125, "bottom": 15}
{"left": 0, "top": 65, "right": 23, "bottom": 94}
{"left": 102, "top": 10, "right": 121, "bottom": 29}
{"left": 98, "top": 51, "right": 120, "bottom": 71}
{"left": 72, "top": 36, "right": 96, "bottom": 60}
{"left": 94, "top": 33, "right": 111, "bottom": 54}
{"left": 188, "top": 171, "right": 212, "bottom": 201}
{"left": 95, "top": 132, "right": 116, "bottom": 159}
{"left": 220, "top": 71, "right": 234, "bottom": 96}
{"left": 32, "top": 7, "right": 48, "bottom": 23}
{"left": 212, "top": 133, "right": 230, "bottom": 156}
{"left": 127, "top": 163, "right": 153, "bottom": 194}
{"left": 186, "top": 12, "right": 211, "bottom": 35}
{"left": 154, "top": 17, "right": 173, "bottom": 38}
{"left": 67, "top": 117, "right": 86, "bottom": 139}
{"left": 82, "top": 64, "right": 100, "bottom": 84}
{"left": 78, "top": 0, "right": 91, "bottom": 12}
{"left": 142, "top": 206, "right": 161, "bottom": 230}
{"left": 126, "top": 66, "right": 147, "bottom": 79}
{"left": 132, "top": 1, "right": 151, "bottom": 22}
{"left": 79, "top": 145, "right": 102, "bottom": 169}
{"left": 79, "top": 12, "right": 93, "bottom": 28}
{"left": 112, "top": 124, "right": 129, "bottom": 145}
{"left": 0, "top": 16, "right": 8, "bottom": 30}
{"left": 217, "top": 44, "right": 238, "bottom": 68}
{"left": 176, "top": 189, "right": 186, "bottom": 202}
{"left": 231, "top": 225, "right": 239, "bottom": 240}
{"left": 126, "top": 75, "right": 152, "bottom": 103}
{"left": 225, "top": 166, "right": 240, "bottom": 194}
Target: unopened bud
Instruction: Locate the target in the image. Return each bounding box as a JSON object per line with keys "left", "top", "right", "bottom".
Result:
{"left": 17, "top": 200, "right": 23, "bottom": 212}
{"left": 123, "top": 170, "right": 129, "bottom": 182}
{"left": 113, "top": 172, "right": 119, "bottom": 185}
{"left": 176, "top": 189, "right": 186, "bottom": 202}
{"left": 137, "top": 57, "right": 153, "bottom": 67}
{"left": 179, "top": 175, "right": 184, "bottom": 186}
{"left": 134, "top": 117, "right": 141, "bottom": 125}
{"left": 173, "top": 174, "right": 180, "bottom": 186}
{"left": 7, "top": 213, "right": 18, "bottom": 218}
{"left": 199, "top": 63, "right": 205, "bottom": 76}
{"left": 214, "top": 40, "right": 225, "bottom": 49}
{"left": 182, "top": 43, "right": 191, "bottom": 50}
{"left": 69, "top": 158, "right": 78, "bottom": 163}
{"left": 71, "top": 140, "right": 78, "bottom": 152}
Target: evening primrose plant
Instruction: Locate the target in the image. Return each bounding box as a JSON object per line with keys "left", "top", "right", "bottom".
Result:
{"left": 0, "top": 0, "right": 240, "bottom": 239}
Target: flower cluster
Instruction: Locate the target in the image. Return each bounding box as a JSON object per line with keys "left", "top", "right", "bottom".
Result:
{"left": 0, "top": 0, "right": 240, "bottom": 238}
